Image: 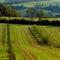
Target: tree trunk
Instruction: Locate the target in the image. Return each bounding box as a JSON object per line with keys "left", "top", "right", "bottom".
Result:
{"left": 39, "top": 17, "right": 41, "bottom": 21}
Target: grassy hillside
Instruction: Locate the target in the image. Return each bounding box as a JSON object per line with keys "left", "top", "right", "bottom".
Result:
{"left": 0, "top": 24, "right": 60, "bottom": 60}
{"left": 11, "top": 1, "right": 56, "bottom": 7}
{"left": 32, "top": 25, "right": 60, "bottom": 46}
{"left": 0, "top": 5, "right": 20, "bottom": 17}
{"left": 10, "top": 1, "right": 60, "bottom": 17}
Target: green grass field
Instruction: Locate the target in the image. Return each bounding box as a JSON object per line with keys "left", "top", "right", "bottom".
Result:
{"left": 32, "top": 26, "right": 60, "bottom": 44}
{"left": 0, "top": 24, "right": 60, "bottom": 60}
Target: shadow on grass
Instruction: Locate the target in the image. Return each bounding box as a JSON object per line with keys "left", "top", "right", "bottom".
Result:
{"left": 0, "top": 19, "right": 60, "bottom": 26}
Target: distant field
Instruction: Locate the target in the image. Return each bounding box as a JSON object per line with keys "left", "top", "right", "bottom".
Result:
{"left": 11, "top": 1, "right": 58, "bottom": 8}
{"left": 1, "top": 17, "right": 60, "bottom": 21}
{"left": 11, "top": 1, "right": 50, "bottom": 7}
{"left": 0, "top": 24, "right": 60, "bottom": 60}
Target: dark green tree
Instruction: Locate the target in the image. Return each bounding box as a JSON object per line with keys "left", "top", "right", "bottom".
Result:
{"left": 36, "top": 10, "right": 45, "bottom": 21}
{"left": 26, "top": 8, "right": 35, "bottom": 21}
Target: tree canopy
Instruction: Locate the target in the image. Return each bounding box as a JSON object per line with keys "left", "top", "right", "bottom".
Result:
{"left": 0, "top": 5, "right": 20, "bottom": 17}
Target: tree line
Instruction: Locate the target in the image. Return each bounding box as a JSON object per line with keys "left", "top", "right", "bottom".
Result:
{"left": 0, "top": 19, "right": 60, "bottom": 26}
{"left": 26, "top": 7, "right": 45, "bottom": 21}
{"left": 0, "top": 5, "right": 46, "bottom": 21}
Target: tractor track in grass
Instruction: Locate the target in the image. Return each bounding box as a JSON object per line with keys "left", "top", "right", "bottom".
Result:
{"left": 34, "top": 45, "right": 60, "bottom": 59}
{"left": 21, "top": 47, "right": 36, "bottom": 60}
{"left": 16, "top": 41, "right": 36, "bottom": 60}
{"left": 26, "top": 27, "right": 60, "bottom": 59}
{"left": 23, "top": 28, "right": 38, "bottom": 46}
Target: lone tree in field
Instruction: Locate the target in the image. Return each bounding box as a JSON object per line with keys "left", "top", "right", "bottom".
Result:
{"left": 26, "top": 8, "right": 35, "bottom": 21}
{"left": 36, "top": 10, "right": 45, "bottom": 21}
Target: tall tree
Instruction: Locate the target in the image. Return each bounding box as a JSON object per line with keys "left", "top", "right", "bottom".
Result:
{"left": 36, "top": 10, "right": 45, "bottom": 21}
{"left": 26, "top": 8, "right": 35, "bottom": 21}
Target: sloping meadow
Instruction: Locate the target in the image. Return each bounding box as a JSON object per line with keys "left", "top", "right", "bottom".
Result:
{"left": 0, "top": 24, "right": 60, "bottom": 60}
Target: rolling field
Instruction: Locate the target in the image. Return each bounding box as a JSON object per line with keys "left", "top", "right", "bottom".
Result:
{"left": 0, "top": 24, "right": 60, "bottom": 60}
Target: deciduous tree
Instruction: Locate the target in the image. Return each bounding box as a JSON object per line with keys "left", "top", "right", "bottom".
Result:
{"left": 26, "top": 8, "right": 35, "bottom": 21}
{"left": 36, "top": 10, "right": 45, "bottom": 21}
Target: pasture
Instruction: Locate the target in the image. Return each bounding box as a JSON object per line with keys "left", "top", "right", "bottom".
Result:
{"left": 0, "top": 24, "right": 60, "bottom": 60}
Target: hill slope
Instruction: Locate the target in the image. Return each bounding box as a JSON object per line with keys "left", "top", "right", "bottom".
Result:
{"left": 0, "top": 5, "right": 20, "bottom": 17}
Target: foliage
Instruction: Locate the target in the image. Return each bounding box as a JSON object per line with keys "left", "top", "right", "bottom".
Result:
{"left": 0, "top": 5, "right": 20, "bottom": 17}
{"left": 26, "top": 7, "right": 35, "bottom": 21}
{"left": 36, "top": 10, "right": 45, "bottom": 21}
